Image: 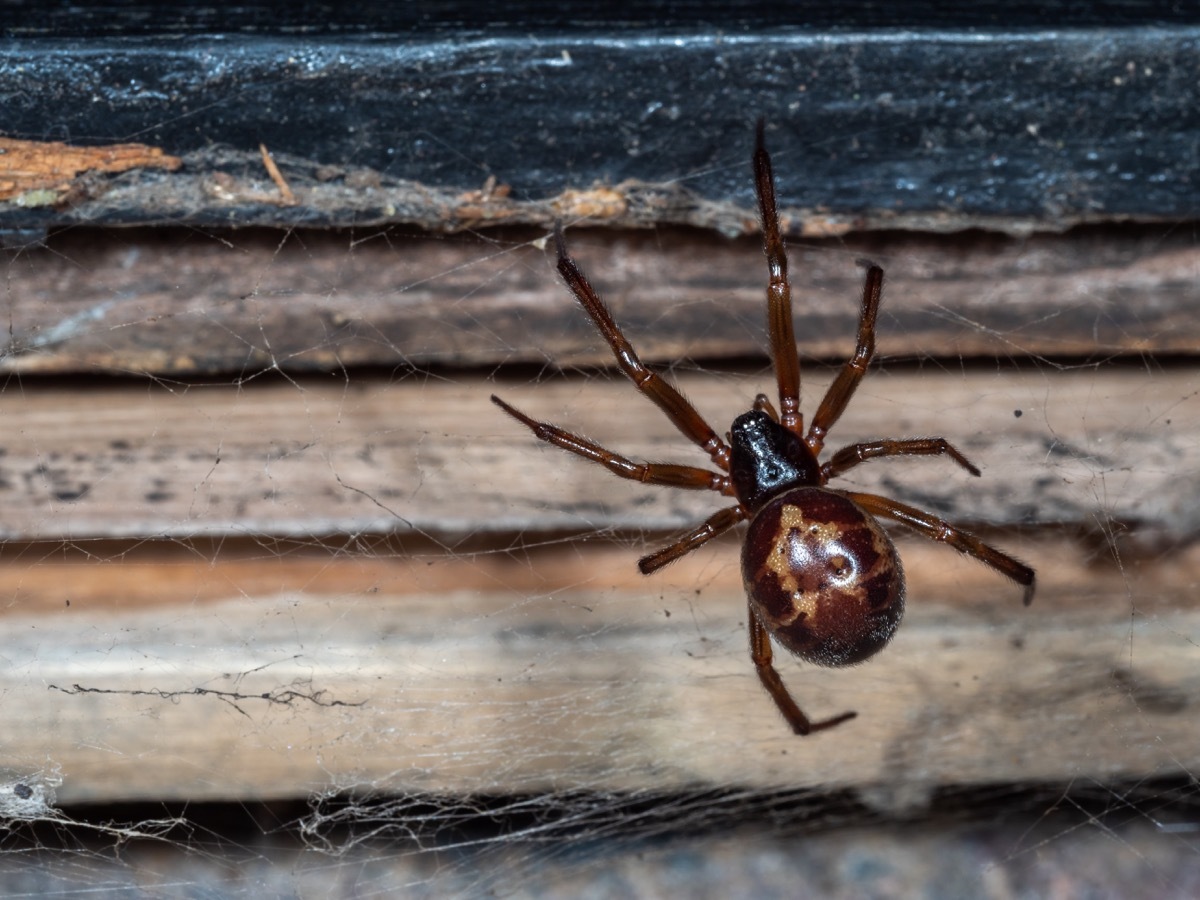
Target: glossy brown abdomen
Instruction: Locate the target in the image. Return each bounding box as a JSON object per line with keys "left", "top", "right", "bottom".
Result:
{"left": 741, "top": 487, "right": 905, "bottom": 667}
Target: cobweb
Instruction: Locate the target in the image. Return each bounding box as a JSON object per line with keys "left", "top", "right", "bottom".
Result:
{"left": 0, "top": 137, "right": 1197, "bottom": 898}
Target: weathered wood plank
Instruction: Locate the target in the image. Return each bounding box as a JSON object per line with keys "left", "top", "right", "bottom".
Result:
{"left": 0, "top": 367, "right": 1192, "bottom": 542}
{"left": 3, "top": 227, "right": 1195, "bottom": 375}
{"left": 3, "top": 534, "right": 1196, "bottom": 805}
{"left": 3, "top": 20, "right": 1198, "bottom": 233}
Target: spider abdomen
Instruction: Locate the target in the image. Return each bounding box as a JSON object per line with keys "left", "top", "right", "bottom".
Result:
{"left": 741, "top": 487, "right": 905, "bottom": 668}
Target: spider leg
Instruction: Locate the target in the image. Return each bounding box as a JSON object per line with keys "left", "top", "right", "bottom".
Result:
{"left": 841, "top": 491, "right": 1036, "bottom": 606}
{"left": 749, "top": 604, "right": 857, "bottom": 735}
{"left": 822, "top": 436, "right": 982, "bottom": 482}
{"left": 638, "top": 505, "right": 746, "bottom": 574}
{"left": 492, "top": 395, "right": 732, "bottom": 492}
{"left": 555, "top": 227, "right": 731, "bottom": 471}
{"left": 806, "top": 264, "right": 884, "bottom": 455}
{"left": 754, "top": 119, "right": 803, "bottom": 437}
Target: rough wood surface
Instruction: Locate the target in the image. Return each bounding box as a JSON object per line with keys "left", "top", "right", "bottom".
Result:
{"left": 0, "top": 366, "right": 1196, "bottom": 805}
{"left": 3, "top": 533, "right": 1196, "bottom": 806}
{"left": 2, "top": 226, "right": 1195, "bottom": 375}
{"left": 3, "top": 16, "right": 1197, "bottom": 233}
{"left": 0, "top": 137, "right": 181, "bottom": 203}
{"left": 0, "top": 368, "right": 1191, "bottom": 542}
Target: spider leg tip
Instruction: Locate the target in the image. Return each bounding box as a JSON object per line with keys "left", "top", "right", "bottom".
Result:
{"left": 801, "top": 709, "right": 858, "bottom": 735}
{"left": 490, "top": 394, "right": 524, "bottom": 421}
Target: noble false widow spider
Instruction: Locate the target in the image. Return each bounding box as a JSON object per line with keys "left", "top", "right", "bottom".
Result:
{"left": 491, "top": 121, "right": 1035, "bottom": 735}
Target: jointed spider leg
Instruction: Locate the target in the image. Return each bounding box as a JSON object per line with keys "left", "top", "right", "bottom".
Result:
{"left": 749, "top": 605, "right": 857, "bottom": 735}
{"left": 822, "top": 436, "right": 982, "bottom": 482}
{"left": 638, "top": 505, "right": 747, "bottom": 574}
{"left": 841, "top": 490, "right": 1036, "bottom": 606}
{"left": 754, "top": 120, "right": 804, "bottom": 437}
{"left": 806, "top": 264, "right": 884, "bottom": 455}
{"left": 555, "top": 227, "right": 731, "bottom": 471}
{"left": 491, "top": 395, "right": 732, "bottom": 492}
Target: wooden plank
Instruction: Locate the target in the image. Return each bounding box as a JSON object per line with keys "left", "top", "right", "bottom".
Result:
{"left": 3, "top": 533, "right": 1196, "bottom": 805}
{"left": 3, "top": 226, "right": 1195, "bottom": 375}
{"left": 3, "top": 16, "right": 1197, "bottom": 233}
{"left": 0, "top": 367, "right": 1193, "bottom": 543}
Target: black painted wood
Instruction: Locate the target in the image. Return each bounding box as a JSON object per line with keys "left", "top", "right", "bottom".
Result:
{"left": 1, "top": 3, "right": 1196, "bottom": 234}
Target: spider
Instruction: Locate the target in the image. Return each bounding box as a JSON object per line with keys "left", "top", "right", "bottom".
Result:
{"left": 491, "top": 121, "right": 1035, "bottom": 735}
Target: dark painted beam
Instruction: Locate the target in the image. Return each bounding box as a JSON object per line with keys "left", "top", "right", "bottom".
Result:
{"left": 1, "top": 4, "right": 1196, "bottom": 235}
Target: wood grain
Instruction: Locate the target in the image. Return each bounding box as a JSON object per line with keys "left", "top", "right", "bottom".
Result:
{"left": 3, "top": 533, "right": 1196, "bottom": 805}
{"left": 2, "top": 226, "right": 1194, "bottom": 375}
{"left": 1, "top": 366, "right": 1196, "bottom": 804}
{"left": 0, "top": 367, "right": 1191, "bottom": 542}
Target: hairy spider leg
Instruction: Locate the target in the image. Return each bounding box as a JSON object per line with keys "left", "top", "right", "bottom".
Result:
{"left": 489, "top": 395, "right": 743, "bottom": 575}
{"left": 753, "top": 120, "right": 803, "bottom": 437}
{"left": 806, "top": 264, "right": 883, "bottom": 456}
{"left": 822, "top": 436, "right": 982, "bottom": 482}
{"left": 637, "top": 505, "right": 747, "bottom": 574}
{"left": 749, "top": 604, "right": 858, "bottom": 735}
{"left": 490, "top": 395, "right": 731, "bottom": 493}
{"left": 842, "top": 491, "right": 1036, "bottom": 606}
{"left": 555, "top": 227, "right": 731, "bottom": 472}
